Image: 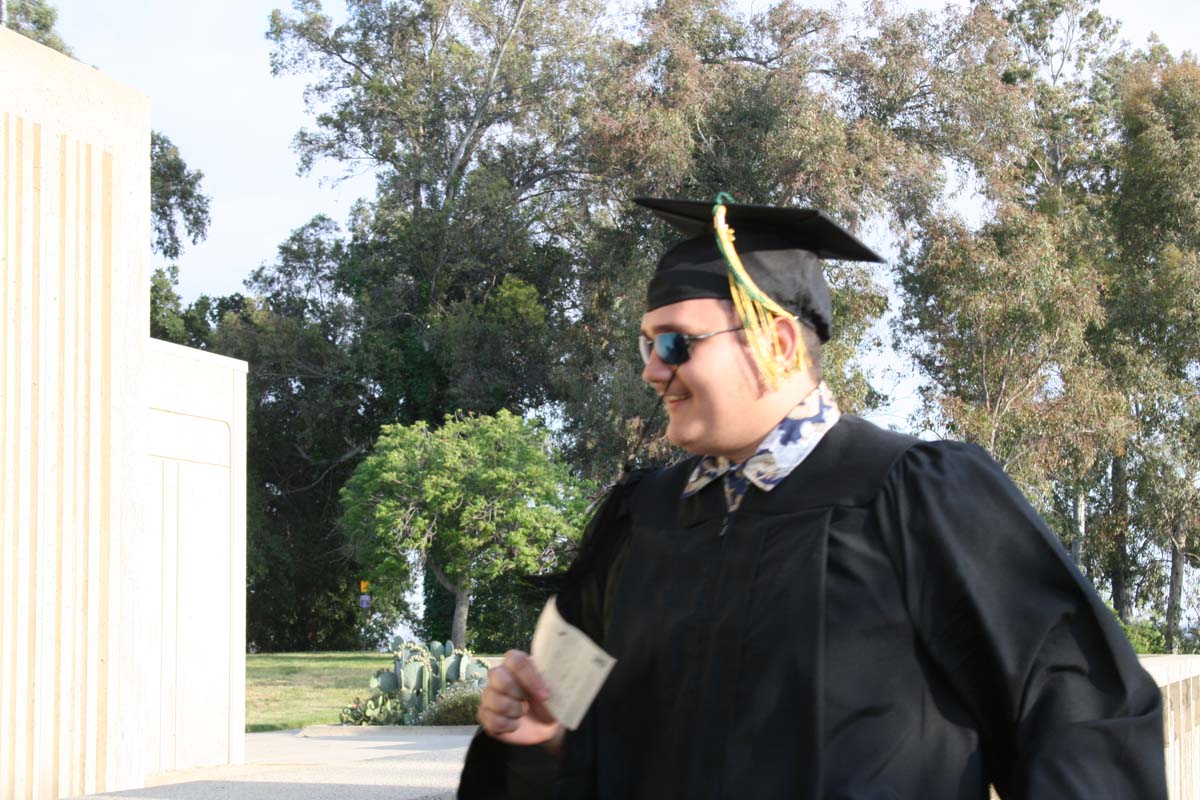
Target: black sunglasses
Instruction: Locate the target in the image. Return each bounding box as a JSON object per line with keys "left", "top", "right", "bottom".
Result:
{"left": 638, "top": 326, "right": 744, "bottom": 366}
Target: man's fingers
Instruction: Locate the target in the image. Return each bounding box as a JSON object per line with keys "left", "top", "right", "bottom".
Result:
{"left": 503, "top": 649, "right": 551, "bottom": 701}
{"left": 479, "top": 689, "right": 525, "bottom": 720}
{"left": 485, "top": 663, "right": 522, "bottom": 699}
{"left": 477, "top": 650, "right": 556, "bottom": 742}
{"left": 477, "top": 703, "right": 521, "bottom": 734}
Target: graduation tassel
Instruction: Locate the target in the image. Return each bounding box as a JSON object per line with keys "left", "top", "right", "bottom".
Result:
{"left": 712, "top": 193, "right": 810, "bottom": 389}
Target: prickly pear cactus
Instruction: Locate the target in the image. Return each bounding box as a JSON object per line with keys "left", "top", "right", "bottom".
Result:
{"left": 371, "top": 669, "right": 399, "bottom": 693}
{"left": 462, "top": 657, "right": 489, "bottom": 686}
{"left": 342, "top": 640, "right": 491, "bottom": 725}
{"left": 443, "top": 651, "right": 464, "bottom": 683}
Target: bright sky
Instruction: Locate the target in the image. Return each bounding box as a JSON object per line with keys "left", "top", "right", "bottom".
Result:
{"left": 49, "top": 0, "right": 1199, "bottom": 305}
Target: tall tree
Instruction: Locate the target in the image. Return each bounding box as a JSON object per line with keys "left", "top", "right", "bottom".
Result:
{"left": 216, "top": 217, "right": 389, "bottom": 650}
{"left": 4, "top": 0, "right": 72, "bottom": 54}
{"left": 1101, "top": 57, "right": 1200, "bottom": 633}
{"left": 558, "top": 0, "right": 1026, "bottom": 480}
{"left": 896, "top": 0, "right": 1200, "bottom": 638}
{"left": 150, "top": 130, "right": 212, "bottom": 262}
{"left": 896, "top": 209, "right": 1126, "bottom": 483}
{"left": 149, "top": 132, "right": 212, "bottom": 344}
{"left": 266, "top": 0, "right": 602, "bottom": 416}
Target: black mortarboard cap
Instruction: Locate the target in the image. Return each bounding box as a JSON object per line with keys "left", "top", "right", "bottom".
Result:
{"left": 634, "top": 197, "right": 884, "bottom": 342}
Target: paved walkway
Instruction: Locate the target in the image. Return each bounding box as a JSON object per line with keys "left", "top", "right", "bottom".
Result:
{"left": 83, "top": 726, "right": 476, "bottom": 800}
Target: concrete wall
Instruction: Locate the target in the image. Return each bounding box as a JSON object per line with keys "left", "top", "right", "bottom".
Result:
{"left": 1, "top": 27, "right": 151, "bottom": 799}
{"left": 143, "top": 339, "right": 247, "bottom": 776}
{"left": 1141, "top": 655, "right": 1200, "bottom": 800}
{"left": 2, "top": 29, "right": 248, "bottom": 798}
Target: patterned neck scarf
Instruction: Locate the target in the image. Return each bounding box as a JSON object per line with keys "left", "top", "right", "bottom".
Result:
{"left": 682, "top": 382, "right": 841, "bottom": 512}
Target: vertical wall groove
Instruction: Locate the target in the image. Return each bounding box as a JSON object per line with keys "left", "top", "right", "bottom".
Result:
{"left": 28, "top": 119, "right": 43, "bottom": 800}
{"left": 9, "top": 111, "right": 27, "bottom": 800}
{"left": 0, "top": 108, "right": 14, "bottom": 800}
{"left": 73, "top": 136, "right": 87, "bottom": 797}
{"left": 51, "top": 130, "right": 68, "bottom": 800}
{"left": 96, "top": 149, "right": 114, "bottom": 792}
{"left": 81, "top": 139, "right": 95, "bottom": 795}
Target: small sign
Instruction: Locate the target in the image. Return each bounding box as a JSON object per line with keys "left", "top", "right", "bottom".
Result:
{"left": 359, "top": 580, "right": 370, "bottom": 593}
{"left": 359, "top": 593, "right": 371, "bottom": 609}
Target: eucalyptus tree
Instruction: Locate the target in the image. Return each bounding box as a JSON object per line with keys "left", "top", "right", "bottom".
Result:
{"left": 894, "top": 0, "right": 1200, "bottom": 634}
{"left": 558, "top": 0, "right": 1026, "bottom": 480}
{"left": 1101, "top": 58, "right": 1200, "bottom": 633}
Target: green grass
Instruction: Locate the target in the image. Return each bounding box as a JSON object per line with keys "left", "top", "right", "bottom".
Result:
{"left": 245, "top": 651, "right": 395, "bottom": 732}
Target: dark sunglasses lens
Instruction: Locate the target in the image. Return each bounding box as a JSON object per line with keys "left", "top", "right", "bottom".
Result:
{"left": 656, "top": 333, "right": 690, "bottom": 365}
{"left": 638, "top": 335, "right": 653, "bottom": 364}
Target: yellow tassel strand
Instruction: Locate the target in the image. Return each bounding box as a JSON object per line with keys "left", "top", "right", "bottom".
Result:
{"left": 712, "top": 195, "right": 810, "bottom": 389}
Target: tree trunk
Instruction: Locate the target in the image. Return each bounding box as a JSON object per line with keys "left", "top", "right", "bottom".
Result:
{"left": 1166, "top": 534, "right": 1184, "bottom": 654}
{"left": 428, "top": 559, "right": 470, "bottom": 649}
{"left": 1071, "top": 490, "right": 1086, "bottom": 571}
{"left": 1109, "top": 454, "right": 1131, "bottom": 622}
{"left": 452, "top": 585, "right": 470, "bottom": 650}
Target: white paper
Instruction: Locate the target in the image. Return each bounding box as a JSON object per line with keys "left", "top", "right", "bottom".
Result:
{"left": 529, "top": 595, "right": 617, "bottom": 730}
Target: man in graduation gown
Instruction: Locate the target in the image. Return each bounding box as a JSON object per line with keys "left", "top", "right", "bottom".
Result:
{"left": 460, "top": 196, "right": 1167, "bottom": 799}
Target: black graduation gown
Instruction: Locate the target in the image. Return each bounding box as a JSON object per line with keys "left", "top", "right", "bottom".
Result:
{"left": 459, "top": 415, "right": 1166, "bottom": 799}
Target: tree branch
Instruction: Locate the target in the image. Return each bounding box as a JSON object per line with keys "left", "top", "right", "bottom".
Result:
{"left": 428, "top": 559, "right": 461, "bottom": 594}
{"left": 444, "top": 0, "right": 529, "bottom": 203}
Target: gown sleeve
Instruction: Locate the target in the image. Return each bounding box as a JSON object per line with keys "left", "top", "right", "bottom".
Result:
{"left": 457, "top": 471, "right": 644, "bottom": 800}
{"left": 875, "top": 440, "right": 1166, "bottom": 799}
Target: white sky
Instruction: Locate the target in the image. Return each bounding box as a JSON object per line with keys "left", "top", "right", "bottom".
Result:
{"left": 48, "top": 0, "right": 1199, "bottom": 304}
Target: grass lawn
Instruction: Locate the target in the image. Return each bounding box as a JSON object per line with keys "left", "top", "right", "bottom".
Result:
{"left": 246, "top": 651, "right": 396, "bottom": 732}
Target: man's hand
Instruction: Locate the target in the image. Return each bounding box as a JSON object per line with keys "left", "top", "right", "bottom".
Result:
{"left": 476, "top": 649, "right": 565, "bottom": 755}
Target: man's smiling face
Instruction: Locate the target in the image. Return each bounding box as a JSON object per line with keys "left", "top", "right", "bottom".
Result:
{"left": 640, "top": 298, "right": 781, "bottom": 463}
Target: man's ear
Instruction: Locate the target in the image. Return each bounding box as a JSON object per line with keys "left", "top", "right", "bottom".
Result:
{"left": 772, "top": 314, "right": 802, "bottom": 365}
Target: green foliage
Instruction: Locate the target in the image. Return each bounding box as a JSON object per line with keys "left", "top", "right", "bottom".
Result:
{"left": 144, "top": 131, "right": 212, "bottom": 347}
{"left": 150, "top": 266, "right": 188, "bottom": 344}
{"left": 418, "top": 682, "right": 484, "bottom": 726}
{"left": 463, "top": 574, "right": 543, "bottom": 654}
{"left": 431, "top": 276, "right": 553, "bottom": 414}
{"left": 1119, "top": 615, "right": 1167, "bottom": 655}
{"left": 892, "top": 0, "right": 1199, "bottom": 636}
{"left": 551, "top": 0, "right": 1036, "bottom": 478}
{"left": 421, "top": 570, "right": 543, "bottom": 653}
{"left": 340, "top": 410, "right": 591, "bottom": 647}
{"left": 233, "top": 0, "right": 1200, "bottom": 645}
{"left": 4, "top": 0, "right": 72, "bottom": 55}
{"left": 150, "top": 131, "right": 211, "bottom": 261}
{"left": 418, "top": 563, "right": 455, "bottom": 645}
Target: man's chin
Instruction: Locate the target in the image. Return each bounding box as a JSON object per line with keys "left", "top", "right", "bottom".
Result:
{"left": 664, "top": 423, "right": 706, "bottom": 456}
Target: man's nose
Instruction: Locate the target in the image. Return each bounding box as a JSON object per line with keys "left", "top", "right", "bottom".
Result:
{"left": 641, "top": 348, "right": 675, "bottom": 387}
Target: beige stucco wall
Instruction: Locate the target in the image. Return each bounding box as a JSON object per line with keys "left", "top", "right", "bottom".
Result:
{"left": 1, "top": 26, "right": 151, "bottom": 799}
{"left": 1141, "top": 655, "right": 1200, "bottom": 800}
{"left": 143, "top": 339, "right": 247, "bottom": 776}
{"left": 2, "top": 29, "right": 248, "bottom": 799}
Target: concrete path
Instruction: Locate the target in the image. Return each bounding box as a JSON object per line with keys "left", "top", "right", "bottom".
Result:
{"left": 81, "top": 726, "right": 476, "bottom": 800}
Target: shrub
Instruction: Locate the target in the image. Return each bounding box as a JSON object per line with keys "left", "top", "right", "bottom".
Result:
{"left": 1121, "top": 618, "right": 1167, "bottom": 654}
{"left": 418, "top": 681, "right": 483, "bottom": 725}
